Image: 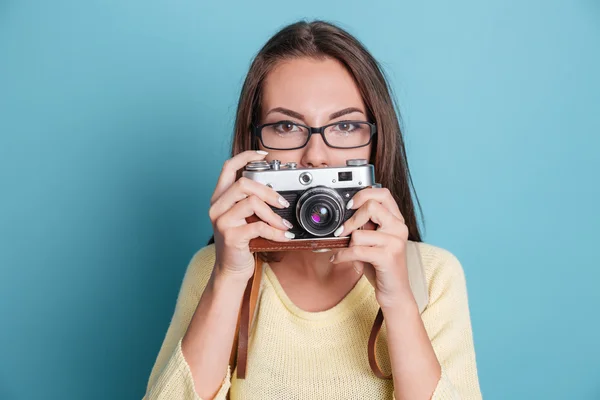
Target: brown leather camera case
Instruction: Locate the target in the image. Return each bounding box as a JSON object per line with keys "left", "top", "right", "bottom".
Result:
{"left": 246, "top": 214, "right": 376, "bottom": 252}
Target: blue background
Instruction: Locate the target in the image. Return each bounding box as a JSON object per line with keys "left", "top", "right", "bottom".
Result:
{"left": 1, "top": 1, "right": 599, "bottom": 399}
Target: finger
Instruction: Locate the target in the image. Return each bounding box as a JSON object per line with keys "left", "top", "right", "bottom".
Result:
{"left": 216, "top": 195, "right": 293, "bottom": 232}
{"left": 330, "top": 245, "right": 379, "bottom": 265}
{"left": 347, "top": 229, "right": 398, "bottom": 248}
{"left": 232, "top": 221, "right": 295, "bottom": 246}
{"left": 211, "top": 150, "right": 269, "bottom": 204}
{"left": 209, "top": 177, "right": 289, "bottom": 224}
{"left": 353, "top": 261, "right": 377, "bottom": 288}
{"left": 336, "top": 200, "right": 399, "bottom": 237}
{"left": 347, "top": 188, "right": 404, "bottom": 222}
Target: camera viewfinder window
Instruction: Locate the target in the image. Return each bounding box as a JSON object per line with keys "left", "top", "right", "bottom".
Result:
{"left": 338, "top": 171, "right": 352, "bottom": 182}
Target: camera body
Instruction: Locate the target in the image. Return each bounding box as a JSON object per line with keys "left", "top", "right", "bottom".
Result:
{"left": 242, "top": 159, "right": 379, "bottom": 242}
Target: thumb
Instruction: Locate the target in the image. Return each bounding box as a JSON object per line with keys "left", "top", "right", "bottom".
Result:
{"left": 354, "top": 261, "right": 377, "bottom": 288}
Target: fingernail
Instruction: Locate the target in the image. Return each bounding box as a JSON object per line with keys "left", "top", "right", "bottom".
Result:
{"left": 285, "top": 231, "right": 295, "bottom": 239}
{"left": 282, "top": 218, "right": 293, "bottom": 229}
{"left": 256, "top": 150, "right": 268, "bottom": 155}
{"left": 346, "top": 199, "right": 354, "bottom": 210}
{"left": 278, "top": 196, "right": 290, "bottom": 208}
{"left": 333, "top": 225, "right": 344, "bottom": 237}
{"left": 329, "top": 254, "right": 335, "bottom": 263}
{"left": 353, "top": 264, "right": 361, "bottom": 275}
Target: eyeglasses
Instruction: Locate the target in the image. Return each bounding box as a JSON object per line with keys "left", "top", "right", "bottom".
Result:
{"left": 252, "top": 120, "right": 377, "bottom": 150}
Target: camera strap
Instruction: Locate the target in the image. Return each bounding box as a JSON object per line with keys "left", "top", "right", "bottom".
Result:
{"left": 228, "top": 252, "right": 263, "bottom": 383}
{"left": 228, "top": 241, "right": 428, "bottom": 387}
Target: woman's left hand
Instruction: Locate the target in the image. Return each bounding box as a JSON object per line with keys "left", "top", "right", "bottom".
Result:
{"left": 330, "top": 187, "right": 416, "bottom": 311}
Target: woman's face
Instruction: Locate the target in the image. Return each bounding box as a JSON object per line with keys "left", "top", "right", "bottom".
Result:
{"left": 258, "top": 57, "right": 372, "bottom": 167}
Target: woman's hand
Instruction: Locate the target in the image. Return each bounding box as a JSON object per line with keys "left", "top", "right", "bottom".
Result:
{"left": 209, "top": 150, "right": 294, "bottom": 283}
{"left": 329, "top": 188, "right": 415, "bottom": 310}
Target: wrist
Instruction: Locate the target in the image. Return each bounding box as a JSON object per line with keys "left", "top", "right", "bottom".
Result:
{"left": 211, "top": 265, "right": 252, "bottom": 292}
{"left": 379, "top": 291, "right": 419, "bottom": 317}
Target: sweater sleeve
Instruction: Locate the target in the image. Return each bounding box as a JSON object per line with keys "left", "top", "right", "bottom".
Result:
{"left": 143, "top": 245, "right": 232, "bottom": 400}
{"left": 420, "top": 244, "right": 483, "bottom": 400}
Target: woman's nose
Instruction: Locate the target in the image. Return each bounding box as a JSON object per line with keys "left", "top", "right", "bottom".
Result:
{"left": 300, "top": 133, "right": 330, "bottom": 168}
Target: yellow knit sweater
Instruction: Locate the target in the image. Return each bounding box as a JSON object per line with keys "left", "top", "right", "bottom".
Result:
{"left": 144, "top": 242, "right": 482, "bottom": 399}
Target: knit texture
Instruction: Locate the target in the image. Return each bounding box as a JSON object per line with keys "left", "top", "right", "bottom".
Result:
{"left": 144, "top": 242, "right": 481, "bottom": 399}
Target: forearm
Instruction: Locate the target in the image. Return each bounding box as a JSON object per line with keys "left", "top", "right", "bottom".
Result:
{"left": 181, "top": 267, "right": 247, "bottom": 399}
{"left": 383, "top": 296, "right": 441, "bottom": 400}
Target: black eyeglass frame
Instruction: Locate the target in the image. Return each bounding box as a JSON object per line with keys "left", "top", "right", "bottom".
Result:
{"left": 251, "top": 120, "right": 377, "bottom": 150}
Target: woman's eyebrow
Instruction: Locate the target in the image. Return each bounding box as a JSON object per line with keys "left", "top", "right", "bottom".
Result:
{"left": 265, "top": 107, "right": 365, "bottom": 121}
{"left": 265, "top": 107, "right": 304, "bottom": 120}
{"left": 328, "top": 107, "right": 365, "bottom": 120}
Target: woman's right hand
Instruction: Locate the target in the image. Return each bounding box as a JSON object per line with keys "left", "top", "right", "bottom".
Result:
{"left": 209, "top": 150, "right": 294, "bottom": 283}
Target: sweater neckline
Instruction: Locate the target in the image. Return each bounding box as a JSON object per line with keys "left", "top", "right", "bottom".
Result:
{"left": 263, "top": 262, "right": 372, "bottom": 322}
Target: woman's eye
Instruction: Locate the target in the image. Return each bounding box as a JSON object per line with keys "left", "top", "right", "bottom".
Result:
{"left": 334, "top": 123, "right": 356, "bottom": 132}
{"left": 274, "top": 122, "right": 299, "bottom": 133}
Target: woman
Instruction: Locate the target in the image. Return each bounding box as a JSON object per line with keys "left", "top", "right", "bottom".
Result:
{"left": 144, "top": 20, "right": 482, "bottom": 400}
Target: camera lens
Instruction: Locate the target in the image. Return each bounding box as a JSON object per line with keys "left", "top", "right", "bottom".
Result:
{"left": 296, "top": 187, "right": 345, "bottom": 237}
{"left": 310, "top": 205, "right": 331, "bottom": 225}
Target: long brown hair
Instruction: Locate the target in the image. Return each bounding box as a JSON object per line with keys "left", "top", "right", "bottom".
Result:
{"left": 208, "top": 20, "right": 424, "bottom": 250}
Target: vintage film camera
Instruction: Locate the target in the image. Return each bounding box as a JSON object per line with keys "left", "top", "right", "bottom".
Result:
{"left": 242, "top": 159, "right": 380, "bottom": 252}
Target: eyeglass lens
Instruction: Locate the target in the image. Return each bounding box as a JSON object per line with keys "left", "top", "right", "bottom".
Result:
{"left": 260, "top": 121, "right": 372, "bottom": 149}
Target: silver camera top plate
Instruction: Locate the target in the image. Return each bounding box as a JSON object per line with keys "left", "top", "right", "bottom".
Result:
{"left": 242, "top": 159, "right": 376, "bottom": 191}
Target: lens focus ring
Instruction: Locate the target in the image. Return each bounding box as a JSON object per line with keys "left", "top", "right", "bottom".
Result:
{"left": 296, "top": 187, "right": 345, "bottom": 237}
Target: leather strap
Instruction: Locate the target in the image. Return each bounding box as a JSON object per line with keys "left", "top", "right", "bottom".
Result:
{"left": 368, "top": 308, "right": 389, "bottom": 379}
{"left": 231, "top": 253, "right": 263, "bottom": 380}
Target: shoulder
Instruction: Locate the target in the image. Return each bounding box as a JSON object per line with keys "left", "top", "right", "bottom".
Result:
{"left": 188, "top": 243, "right": 217, "bottom": 272}
{"left": 413, "top": 241, "right": 469, "bottom": 303}
{"left": 177, "top": 244, "right": 217, "bottom": 301}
